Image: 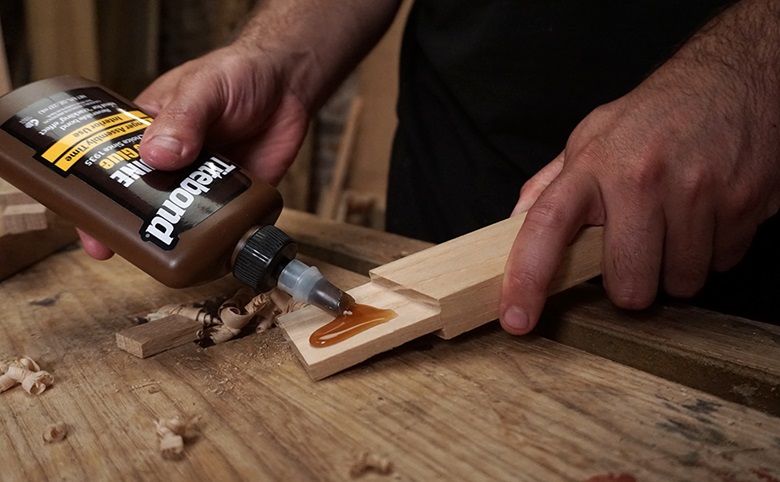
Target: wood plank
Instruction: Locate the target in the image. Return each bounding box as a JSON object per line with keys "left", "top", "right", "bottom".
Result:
{"left": 116, "top": 315, "right": 202, "bottom": 358}
{"left": 0, "top": 178, "right": 36, "bottom": 207}
{"left": 276, "top": 208, "right": 433, "bottom": 275}
{"left": 0, "top": 210, "right": 78, "bottom": 281}
{"left": 278, "top": 213, "right": 603, "bottom": 380}
{"left": 274, "top": 209, "right": 780, "bottom": 415}
{"left": 540, "top": 283, "right": 780, "bottom": 416}
{"left": 1, "top": 246, "right": 779, "bottom": 480}
{"left": 2, "top": 202, "right": 48, "bottom": 234}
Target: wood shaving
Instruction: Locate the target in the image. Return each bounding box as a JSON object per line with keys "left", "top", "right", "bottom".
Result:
{"left": 155, "top": 416, "right": 199, "bottom": 460}
{"left": 1, "top": 356, "right": 53, "bottom": 395}
{"left": 20, "top": 370, "right": 55, "bottom": 395}
{"left": 43, "top": 422, "right": 68, "bottom": 443}
{"left": 0, "top": 374, "right": 16, "bottom": 392}
{"left": 350, "top": 450, "right": 394, "bottom": 478}
{"left": 138, "top": 286, "right": 308, "bottom": 346}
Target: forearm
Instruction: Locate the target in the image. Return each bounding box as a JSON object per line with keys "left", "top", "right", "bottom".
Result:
{"left": 233, "top": 0, "right": 402, "bottom": 112}
{"left": 652, "top": 0, "right": 780, "bottom": 115}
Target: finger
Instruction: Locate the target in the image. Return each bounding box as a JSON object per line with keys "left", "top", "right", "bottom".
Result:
{"left": 137, "top": 73, "right": 225, "bottom": 171}
{"left": 661, "top": 190, "right": 714, "bottom": 298}
{"left": 500, "top": 170, "right": 600, "bottom": 335}
{"left": 77, "top": 229, "right": 114, "bottom": 260}
{"left": 600, "top": 189, "right": 664, "bottom": 310}
{"left": 711, "top": 213, "right": 757, "bottom": 272}
{"left": 512, "top": 152, "right": 565, "bottom": 216}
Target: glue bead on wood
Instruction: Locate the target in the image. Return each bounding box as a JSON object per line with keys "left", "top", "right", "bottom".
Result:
{"left": 0, "top": 76, "right": 351, "bottom": 311}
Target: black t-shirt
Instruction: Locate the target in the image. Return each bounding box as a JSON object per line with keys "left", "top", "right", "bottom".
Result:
{"left": 387, "top": 0, "right": 732, "bottom": 243}
{"left": 386, "top": 0, "right": 780, "bottom": 323}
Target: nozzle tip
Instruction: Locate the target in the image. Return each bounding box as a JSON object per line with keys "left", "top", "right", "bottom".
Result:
{"left": 339, "top": 292, "right": 356, "bottom": 313}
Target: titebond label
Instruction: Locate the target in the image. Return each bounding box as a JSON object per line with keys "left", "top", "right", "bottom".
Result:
{"left": 1, "top": 87, "right": 251, "bottom": 250}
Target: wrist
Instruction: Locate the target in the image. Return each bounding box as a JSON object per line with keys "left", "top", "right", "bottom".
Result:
{"left": 229, "top": 0, "right": 401, "bottom": 113}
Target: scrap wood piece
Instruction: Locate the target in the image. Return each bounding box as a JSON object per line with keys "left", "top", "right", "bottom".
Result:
{"left": 116, "top": 314, "right": 203, "bottom": 358}
{"left": 0, "top": 208, "right": 79, "bottom": 282}
{"left": 116, "top": 288, "right": 304, "bottom": 358}
{"left": 2, "top": 203, "right": 49, "bottom": 234}
{"left": 0, "top": 179, "right": 36, "bottom": 207}
{"left": 277, "top": 213, "right": 604, "bottom": 380}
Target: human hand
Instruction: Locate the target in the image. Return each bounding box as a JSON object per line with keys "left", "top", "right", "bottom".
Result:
{"left": 499, "top": 41, "right": 780, "bottom": 334}
{"left": 78, "top": 44, "right": 310, "bottom": 259}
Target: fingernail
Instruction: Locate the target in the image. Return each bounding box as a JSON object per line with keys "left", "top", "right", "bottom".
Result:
{"left": 502, "top": 305, "right": 529, "bottom": 332}
{"left": 147, "top": 135, "right": 183, "bottom": 164}
{"left": 511, "top": 199, "right": 531, "bottom": 217}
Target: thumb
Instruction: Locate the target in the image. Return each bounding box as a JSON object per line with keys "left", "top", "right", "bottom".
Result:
{"left": 512, "top": 152, "right": 565, "bottom": 216}
{"left": 136, "top": 78, "right": 224, "bottom": 171}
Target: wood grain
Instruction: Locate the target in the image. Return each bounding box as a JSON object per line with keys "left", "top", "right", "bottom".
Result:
{"left": 275, "top": 208, "right": 780, "bottom": 415}
{"left": 540, "top": 283, "right": 780, "bottom": 416}
{"left": 279, "top": 213, "right": 603, "bottom": 380}
{"left": 116, "top": 315, "right": 202, "bottom": 358}
{"left": 276, "top": 208, "right": 432, "bottom": 275}
{"left": 2, "top": 202, "right": 48, "bottom": 234}
{"left": 0, "top": 209, "right": 78, "bottom": 281}
{"left": 0, "top": 247, "right": 779, "bottom": 480}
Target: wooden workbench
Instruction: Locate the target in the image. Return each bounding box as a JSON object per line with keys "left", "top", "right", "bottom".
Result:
{"left": 2, "top": 209, "right": 779, "bottom": 481}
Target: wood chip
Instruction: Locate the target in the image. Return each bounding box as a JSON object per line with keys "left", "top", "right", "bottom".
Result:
{"left": 349, "top": 450, "right": 393, "bottom": 478}
{"left": 43, "top": 422, "right": 68, "bottom": 443}
{"left": 155, "top": 416, "right": 199, "bottom": 460}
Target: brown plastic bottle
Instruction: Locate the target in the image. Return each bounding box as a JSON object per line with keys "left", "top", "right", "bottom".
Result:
{"left": 0, "top": 75, "right": 292, "bottom": 291}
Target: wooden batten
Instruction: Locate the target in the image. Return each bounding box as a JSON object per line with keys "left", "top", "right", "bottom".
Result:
{"left": 116, "top": 314, "right": 202, "bottom": 358}
{"left": 278, "top": 213, "right": 603, "bottom": 380}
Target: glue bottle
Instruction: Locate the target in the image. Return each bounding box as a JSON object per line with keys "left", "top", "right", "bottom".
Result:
{"left": 0, "top": 76, "right": 353, "bottom": 315}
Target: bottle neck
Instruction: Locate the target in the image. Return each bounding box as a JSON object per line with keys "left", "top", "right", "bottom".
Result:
{"left": 231, "top": 225, "right": 297, "bottom": 292}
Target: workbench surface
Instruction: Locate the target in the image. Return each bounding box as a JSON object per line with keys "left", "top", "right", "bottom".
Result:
{"left": 2, "top": 210, "right": 779, "bottom": 481}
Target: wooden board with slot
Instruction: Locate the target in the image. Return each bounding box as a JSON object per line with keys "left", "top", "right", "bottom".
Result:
{"left": 277, "top": 212, "right": 604, "bottom": 380}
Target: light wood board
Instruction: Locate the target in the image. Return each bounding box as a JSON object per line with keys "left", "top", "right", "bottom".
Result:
{"left": 276, "top": 208, "right": 780, "bottom": 414}
{"left": 1, "top": 241, "right": 779, "bottom": 480}
{"left": 278, "top": 213, "right": 604, "bottom": 380}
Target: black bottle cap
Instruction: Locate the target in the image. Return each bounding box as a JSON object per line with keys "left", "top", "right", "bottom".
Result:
{"left": 233, "top": 225, "right": 298, "bottom": 292}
